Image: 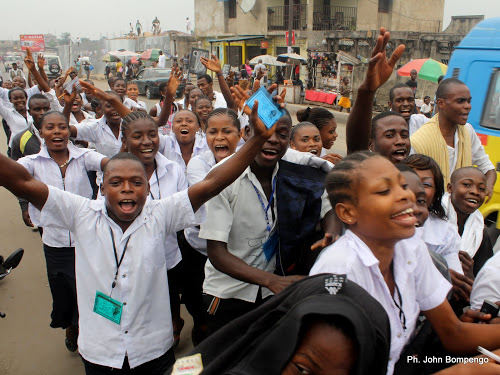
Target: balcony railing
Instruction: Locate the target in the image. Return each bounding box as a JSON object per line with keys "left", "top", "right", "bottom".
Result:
{"left": 313, "top": 6, "right": 357, "bottom": 31}
{"left": 268, "top": 5, "right": 308, "bottom": 31}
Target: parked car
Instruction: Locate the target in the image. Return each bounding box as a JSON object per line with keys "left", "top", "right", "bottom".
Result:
{"left": 40, "top": 54, "right": 62, "bottom": 79}
{"left": 133, "top": 68, "right": 171, "bottom": 99}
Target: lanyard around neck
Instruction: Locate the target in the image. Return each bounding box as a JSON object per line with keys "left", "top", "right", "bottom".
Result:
{"left": 149, "top": 167, "right": 161, "bottom": 200}
{"left": 109, "top": 228, "right": 131, "bottom": 296}
{"left": 250, "top": 176, "right": 277, "bottom": 233}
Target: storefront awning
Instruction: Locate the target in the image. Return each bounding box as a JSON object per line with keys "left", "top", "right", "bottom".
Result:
{"left": 206, "top": 35, "right": 265, "bottom": 43}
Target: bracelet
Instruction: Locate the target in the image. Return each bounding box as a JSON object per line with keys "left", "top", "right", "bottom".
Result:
{"left": 216, "top": 72, "right": 223, "bottom": 77}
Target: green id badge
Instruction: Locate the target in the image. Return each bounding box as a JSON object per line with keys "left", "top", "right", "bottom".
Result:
{"left": 93, "top": 291, "right": 123, "bottom": 324}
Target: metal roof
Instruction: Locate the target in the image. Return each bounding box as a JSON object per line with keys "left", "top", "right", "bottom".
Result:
{"left": 206, "top": 35, "right": 265, "bottom": 43}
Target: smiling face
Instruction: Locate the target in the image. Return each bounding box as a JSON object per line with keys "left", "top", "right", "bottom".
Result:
{"left": 249, "top": 115, "right": 291, "bottom": 169}
{"left": 281, "top": 320, "right": 356, "bottom": 375}
{"left": 338, "top": 156, "right": 417, "bottom": 244}
{"left": 102, "top": 100, "right": 122, "bottom": 126}
{"left": 12, "top": 76, "right": 26, "bottom": 89}
{"left": 122, "top": 118, "right": 159, "bottom": 166}
{"left": 112, "top": 79, "right": 127, "bottom": 97}
{"left": 370, "top": 115, "right": 410, "bottom": 164}
{"left": 437, "top": 84, "right": 472, "bottom": 126}
{"left": 197, "top": 77, "right": 213, "bottom": 97}
{"left": 319, "top": 119, "right": 338, "bottom": 150}
{"left": 126, "top": 83, "right": 139, "bottom": 101}
{"left": 101, "top": 159, "right": 149, "bottom": 231}
{"left": 390, "top": 87, "right": 415, "bottom": 121}
{"left": 172, "top": 110, "right": 199, "bottom": 145}
{"left": 9, "top": 89, "right": 27, "bottom": 112}
{"left": 28, "top": 98, "right": 51, "bottom": 129}
{"left": 206, "top": 114, "right": 241, "bottom": 163}
{"left": 189, "top": 88, "right": 203, "bottom": 108}
{"left": 71, "top": 94, "right": 83, "bottom": 113}
{"left": 40, "top": 113, "right": 70, "bottom": 152}
{"left": 414, "top": 169, "right": 436, "bottom": 209}
{"left": 402, "top": 171, "right": 429, "bottom": 227}
{"left": 290, "top": 124, "right": 322, "bottom": 155}
{"left": 194, "top": 98, "right": 213, "bottom": 124}
{"left": 448, "top": 168, "right": 486, "bottom": 217}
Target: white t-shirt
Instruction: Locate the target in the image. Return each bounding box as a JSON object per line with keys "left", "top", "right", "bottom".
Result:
{"left": 158, "top": 54, "right": 167, "bottom": 68}
{"left": 408, "top": 113, "right": 429, "bottom": 136}
{"left": 212, "top": 91, "right": 227, "bottom": 109}
{"left": 310, "top": 230, "right": 451, "bottom": 375}
{"left": 470, "top": 251, "right": 500, "bottom": 310}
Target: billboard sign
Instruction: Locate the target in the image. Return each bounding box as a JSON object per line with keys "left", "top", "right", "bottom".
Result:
{"left": 20, "top": 35, "right": 45, "bottom": 52}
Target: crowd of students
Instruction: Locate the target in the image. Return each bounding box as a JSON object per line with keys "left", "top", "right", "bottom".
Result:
{"left": 2, "top": 28, "right": 500, "bottom": 374}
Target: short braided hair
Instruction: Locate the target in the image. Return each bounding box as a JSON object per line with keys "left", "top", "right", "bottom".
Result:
{"left": 296, "top": 107, "right": 334, "bottom": 130}
{"left": 325, "top": 151, "right": 378, "bottom": 207}
{"left": 207, "top": 108, "right": 240, "bottom": 131}
{"left": 121, "top": 111, "right": 157, "bottom": 135}
{"left": 194, "top": 95, "right": 212, "bottom": 109}
{"left": 290, "top": 121, "right": 318, "bottom": 141}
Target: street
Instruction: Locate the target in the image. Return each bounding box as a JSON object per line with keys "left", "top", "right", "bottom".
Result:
{"left": 0, "top": 68, "right": 348, "bottom": 375}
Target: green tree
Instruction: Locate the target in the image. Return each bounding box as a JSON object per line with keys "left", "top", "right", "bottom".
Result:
{"left": 59, "top": 32, "right": 71, "bottom": 45}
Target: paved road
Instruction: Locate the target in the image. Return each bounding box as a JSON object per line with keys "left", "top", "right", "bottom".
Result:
{"left": 0, "top": 71, "right": 349, "bottom": 375}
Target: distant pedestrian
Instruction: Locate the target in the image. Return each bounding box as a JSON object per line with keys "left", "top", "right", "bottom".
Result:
{"left": 406, "top": 69, "right": 418, "bottom": 95}
{"left": 158, "top": 50, "right": 167, "bottom": 68}
{"left": 136, "top": 20, "right": 142, "bottom": 36}
{"left": 338, "top": 77, "right": 351, "bottom": 113}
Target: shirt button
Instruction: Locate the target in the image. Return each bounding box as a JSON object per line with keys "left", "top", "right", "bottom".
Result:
{"left": 123, "top": 302, "right": 127, "bottom": 305}
{"left": 125, "top": 331, "right": 128, "bottom": 334}
{"left": 397, "top": 333, "right": 402, "bottom": 338}
{"left": 408, "top": 261, "right": 412, "bottom": 265}
{"left": 122, "top": 274, "right": 126, "bottom": 278}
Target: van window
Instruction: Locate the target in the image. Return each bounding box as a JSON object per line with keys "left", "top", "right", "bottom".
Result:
{"left": 481, "top": 69, "right": 500, "bottom": 130}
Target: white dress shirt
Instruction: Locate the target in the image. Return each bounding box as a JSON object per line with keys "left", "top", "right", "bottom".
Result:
{"left": 75, "top": 116, "right": 123, "bottom": 158}
{"left": 147, "top": 153, "right": 188, "bottom": 268}
{"left": 123, "top": 97, "right": 145, "bottom": 111}
{"left": 470, "top": 251, "right": 500, "bottom": 310}
{"left": 0, "top": 99, "right": 33, "bottom": 147}
{"left": 158, "top": 133, "right": 209, "bottom": 171}
{"left": 417, "top": 214, "right": 463, "bottom": 274}
{"left": 39, "top": 186, "right": 204, "bottom": 368}
{"left": 184, "top": 150, "right": 217, "bottom": 255}
{"left": 212, "top": 91, "right": 227, "bottom": 109}
{"left": 70, "top": 110, "right": 95, "bottom": 126}
{"left": 409, "top": 113, "right": 429, "bottom": 136}
{"left": 17, "top": 143, "right": 105, "bottom": 247}
{"left": 310, "top": 230, "right": 451, "bottom": 375}
{"left": 0, "top": 85, "right": 41, "bottom": 103}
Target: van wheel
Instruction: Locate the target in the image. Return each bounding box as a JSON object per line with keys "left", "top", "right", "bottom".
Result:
{"left": 146, "top": 87, "right": 153, "bottom": 99}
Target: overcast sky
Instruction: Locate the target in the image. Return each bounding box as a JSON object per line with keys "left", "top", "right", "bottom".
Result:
{"left": 0, "top": 0, "right": 499, "bottom": 41}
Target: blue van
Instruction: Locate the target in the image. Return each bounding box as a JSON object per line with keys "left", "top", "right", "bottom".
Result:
{"left": 445, "top": 18, "right": 500, "bottom": 232}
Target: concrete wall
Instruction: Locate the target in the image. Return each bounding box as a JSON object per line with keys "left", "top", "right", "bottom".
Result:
{"left": 444, "top": 15, "right": 484, "bottom": 34}
{"left": 194, "top": 0, "right": 226, "bottom": 36}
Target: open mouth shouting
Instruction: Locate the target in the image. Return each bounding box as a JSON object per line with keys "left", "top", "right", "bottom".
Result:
{"left": 392, "top": 149, "right": 408, "bottom": 162}
{"left": 214, "top": 144, "right": 231, "bottom": 160}
{"left": 399, "top": 108, "right": 412, "bottom": 119}
{"left": 118, "top": 199, "right": 137, "bottom": 214}
{"left": 261, "top": 148, "right": 279, "bottom": 161}
{"left": 464, "top": 197, "right": 479, "bottom": 209}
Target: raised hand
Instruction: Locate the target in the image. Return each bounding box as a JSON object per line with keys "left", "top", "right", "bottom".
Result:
{"left": 362, "top": 27, "right": 405, "bottom": 92}
{"left": 322, "top": 153, "right": 343, "bottom": 164}
{"left": 249, "top": 100, "right": 278, "bottom": 140}
{"left": 256, "top": 69, "right": 265, "bottom": 81}
{"left": 37, "top": 54, "right": 45, "bottom": 69}
{"left": 200, "top": 54, "right": 222, "bottom": 74}
{"left": 63, "top": 85, "right": 78, "bottom": 107}
{"left": 166, "top": 66, "right": 183, "bottom": 98}
{"left": 24, "top": 48, "right": 36, "bottom": 71}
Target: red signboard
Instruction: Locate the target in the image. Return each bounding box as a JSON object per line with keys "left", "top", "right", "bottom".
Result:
{"left": 285, "top": 31, "right": 295, "bottom": 46}
{"left": 20, "top": 35, "right": 45, "bottom": 52}
{"left": 261, "top": 41, "right": 269, "bottom": 49}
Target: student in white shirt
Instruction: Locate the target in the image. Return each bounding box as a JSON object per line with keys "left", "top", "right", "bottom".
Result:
{"left": 470, "top": 250, "right": 500, "bottom": 310}
{"left": 193, "top": 95, "right": 213, "bottom": 132}
{"left": 149, "top": 82, "right": 180, "bottom": 135}
{"left": 0, "top": 88, "right": 33, "bottom": 152}
{"left": 183, "top": 108, "right": 242, "bottom": 344}
{"left": 197, "top": 73, "right": 227, "bottom": 109}
{"left": 125, "top": 82, "right": 147, "bottom": 111}
{"left": 17, "top": 111, "right": 107, "bottom": 353}
{"left": 310, "top": 151, "right": 500, "bottom": 375}
{"left": 0, "top": 103, "right": 280, "bottom": 373}
{"left": 387, "top": 83, "right": 429, "bottom": 135}
{"left": 111, "top": 77, "right": 144, "bottom": 112}
{"left": 420, "top": 95, "right": 433, "bottom": 118}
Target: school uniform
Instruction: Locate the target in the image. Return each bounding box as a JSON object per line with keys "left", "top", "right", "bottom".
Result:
{"left": 408, "top": 113, "right": 429, "bottom": 135}
{"left": 69, "top": 110, "right": 95, "bottom": 126}
{"left": 442, "top": 192, "right": 493, "bottom": 275}
{"left": 0, "top": 85, "right": 41, "bottom": 103}
{"left": 155, "top": 102, "right": 179, "bottom": 135}
{"left": 470, "top": 251, "right": 500, "bottom": 310}
{"left": 38, "top": 186, "right": 205, "bottom": 370}
{"left": 123, "top": 97, "right": 145, "bottom": 111}
{"left": 18, "top": 143, "right": 106, "bottom": 329}
{"left": 75, "top": 116, "right": 122, "bottom": 157}
{"left": 310, "top": 230, "right": 451, "bottom": 375}
{"left": 0, "top": 99, "right": 33, "bottom": 148}
{"left": 200, "top": 152, "right": 332, "bottom": 332}
{"left": 417, "top": 213, "right": 463, "bottom": 274}
{"left": 158, "top": 133, "right": 209, "bottom": 171}
{"left": 212, "top": 91, "right": 227, "bottom": 109}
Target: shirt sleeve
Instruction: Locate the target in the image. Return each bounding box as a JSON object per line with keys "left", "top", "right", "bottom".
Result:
{"left": 441, "top": 225, "right": 464, "bottom": 274}
{"left": 415, "top": 242, "right": 452, "bottom": 311}
{"left": 0, "top": 97, "right": 14, "bottom": 119}
{"left": 16, "top": 156, "right": 35, "bottom": 175}
{"left": 83, "top": 150, "right": 106, "bottom": 172}
{"left": 155, "top": 189, "right": 205, "bottom": 234}
{"left": 320, "top": 189, "right": 333, "bottom": 219}
{"left": 198, "top": 184, "right": 234, "bottom": 243}
{"left": 39, "top": 186, "right": 89, "bottom": 232}
{"left": 0, "top": 87, "right": 8, "bottom": 102}
{"left": 43, "top": 89, "right": 64, "bottom": 112}
{"left": 187, "top": 156, "right": 210, "bottom": 186}
{"left": 470, "top": 256, "right": 500, "bottom": 310}
{"left": 468, "top": 124, "right": 495, "bottom": 173}
{"left": 25, "top": 85, "right": 41, "bottom": 98}
{"left": 75, "top": 120, "right": 100, "bottom": 143}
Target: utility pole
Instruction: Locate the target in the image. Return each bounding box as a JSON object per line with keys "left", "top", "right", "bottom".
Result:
{"left": 287, "top": 1, "right": 293, "bottom": 53}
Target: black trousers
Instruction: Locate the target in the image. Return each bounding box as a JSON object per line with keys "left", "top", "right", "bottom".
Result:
{"left": 82, "top": 349, "right": 175, "bottom": 375}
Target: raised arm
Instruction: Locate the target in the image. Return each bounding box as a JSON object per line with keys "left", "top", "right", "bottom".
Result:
{"left": 156, "top": 66, "right": 182, "bottom": 126}
{"left": 63, "top": 86, "right": 77, "bottom": 121}
{"left": 188, "top": 100, "right": 276, "bottom": 212}
{"left": 79, "top": 80, "right": 131, "bottom": 118}
{"left": 200, "top": 54, "right": 237, "bottom": 111}
{"left": 24, "top": 48, "right": 50, "bottom": 93}
{"left": 0, "top": 153, "right": 48, "bottom": 211}
{"left": 37, "top": 53, "right": 50, "bottom": 86}
{"left": 346, "top": 28, "right": 405, "bottom": 154}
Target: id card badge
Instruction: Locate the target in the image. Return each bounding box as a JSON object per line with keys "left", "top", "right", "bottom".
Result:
{"left": 93, "top": 291, "right": 123, "bottom": 324}
{"left": 245, "top": 87, "right": 286, "bottom": 129}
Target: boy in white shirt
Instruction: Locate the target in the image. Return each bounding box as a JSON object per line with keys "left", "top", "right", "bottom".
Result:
{"left": 0, "top": 103, "right": 277, "bottom": 373}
